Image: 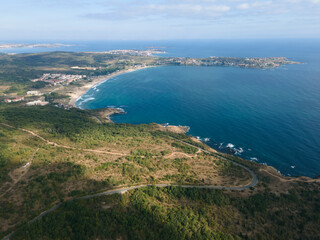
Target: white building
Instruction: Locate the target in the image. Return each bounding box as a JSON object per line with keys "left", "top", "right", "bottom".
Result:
{"left": 26, "top": 100, "right": 49, "bottom": 106}
{"left": 27, "top": 91, "right": 41, "bottom": 96}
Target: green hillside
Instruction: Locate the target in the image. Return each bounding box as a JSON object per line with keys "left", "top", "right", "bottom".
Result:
{"left": 0, "top": 103, "right": 319, "bottom": 240}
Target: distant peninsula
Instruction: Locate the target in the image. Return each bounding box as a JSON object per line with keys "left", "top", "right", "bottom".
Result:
{"left": 0, "top": 43, "right": 72, "bottom": 49}
{"left": 162, "top": 56, "right": 299, "bottom": 69}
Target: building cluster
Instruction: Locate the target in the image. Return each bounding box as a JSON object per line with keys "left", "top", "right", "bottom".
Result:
{"left": 54, "top": 103, "right": 73, "bottom": 110}
{"left": 3, "top": 91, "right": 49, "bottom": 106}
{"left": 31, "top": 73, "right": 86, "bottom": 85}
{"left": 104, "top": 49, "right": 166, "bottom": 56}
{"left": 4, "top": 96, "right": 24, "bottom": 103}
{"left": 71, "top": 66, "right": 99, "bottom": 70}
{"left": 27, "top": 90, "right": 41, "bottom": 96}
{"left": 25, "top": 100, "right": 49, "bottom": 106}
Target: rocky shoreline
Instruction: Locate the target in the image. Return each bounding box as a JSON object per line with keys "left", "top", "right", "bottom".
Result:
{"left": 88, "top": 107, "right": 126, "bottom": 123}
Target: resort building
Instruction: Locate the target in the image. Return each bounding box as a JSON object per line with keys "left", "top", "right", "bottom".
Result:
{"left": 26, "top": 100, "right": 49, "bottom": 106}
{"left": 27, "top": 91, "right": 41, "bottom": 96}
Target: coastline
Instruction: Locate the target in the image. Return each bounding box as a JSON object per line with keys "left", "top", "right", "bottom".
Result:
{"left": 68, "top": 65, "right": 156, "bottom": 107}
{"left": 64, "top": 62, "right": 318, "bottom": 179}
{"left": 67, "top": 65, "right": 291, "bottom": 177}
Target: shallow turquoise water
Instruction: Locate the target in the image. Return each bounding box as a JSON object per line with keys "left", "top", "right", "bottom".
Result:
{"left": 76, "top": 40, "right": 320, "bottom": 177}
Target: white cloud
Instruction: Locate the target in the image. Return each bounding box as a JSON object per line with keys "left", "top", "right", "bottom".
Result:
{"left": 140, "top": 4, "right": 231, "bottom": 14}
{"left": 237, "top": 3, "right": 250, "bottom": 10}
{"left": 285, "top": 0, "right": 319, "bottom": 3}
{"left": 83, "top": 0, "right": 320, "bottom": 26}
{"left": 85, "top": 3, "right": 231, "bottom": 20}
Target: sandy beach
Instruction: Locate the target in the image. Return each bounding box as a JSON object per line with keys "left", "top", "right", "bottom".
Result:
{"left": 68, "top": 65, "right": 155, "bottom": 107}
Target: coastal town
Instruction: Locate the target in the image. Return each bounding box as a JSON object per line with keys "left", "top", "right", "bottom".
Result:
{"left": 1, "top": 73, "right": 87, "bottom": 108}
{"left": 95, "top": 49, "right": 166, "bottom": 56}
{"left": 31, "top": 73, "right": 86, "bottom": 85}
{"left": 2, "top": 73, "right": 86, "bottom": 107}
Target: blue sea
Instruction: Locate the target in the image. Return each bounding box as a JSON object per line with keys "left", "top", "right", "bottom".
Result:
{"left": 2, "top": 39, "right": 319, "bottom": 177}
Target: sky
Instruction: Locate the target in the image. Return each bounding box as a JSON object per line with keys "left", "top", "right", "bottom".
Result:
{"left": 1, "top": 0, "right": 320, "bottom": 40}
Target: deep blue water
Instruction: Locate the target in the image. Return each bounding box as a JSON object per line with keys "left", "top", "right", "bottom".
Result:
{"left": 74, "top": 40, "right": 320, "bottom": 178}
{"left": 3, "top": 39, "right": 319, "bottom": 177}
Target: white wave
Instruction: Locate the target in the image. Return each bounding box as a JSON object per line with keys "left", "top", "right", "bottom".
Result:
{"left": 115, "top": 107, "right": 125, "bottom": 112}
{"left": 250, "top": 157, "right": 258, "bottom": 161}
{"left": 226, "top": 143, "right": 234, "bottom": 148}
{"left": 93, "top": 78, "right": 109, "bottom": 88}
{"left": 232, "top": 147, "right": 244, "bottom": 155}
{"left": 92, "top": 86, "right": 100, "bottom": 92}
{"left": 203, "top": 138, "right": 210, "bottom": 142}
{"left": 80, "top": 97, "right": 95, "bottom": 104}
{"left": 235, "top": 147, "right": 244, "bottom": 155}
{"left": 291, "top": 165, "right": 296, "bottom": 169}
{"left": 76, "top": 95, "right": 84, "bottom": 101}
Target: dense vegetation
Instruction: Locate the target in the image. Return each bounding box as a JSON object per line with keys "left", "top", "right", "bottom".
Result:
{"left": 0, "top": 103, "right": 319, "bottom": 240}
{"left": 12, "top": 186, "right": 320, "bottom": 240}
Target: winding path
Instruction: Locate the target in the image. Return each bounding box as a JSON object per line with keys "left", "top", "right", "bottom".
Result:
{"left": 0, "top": 148, "right": 39, "bottom": 198}
{"left": 1, "top": 123, "right": 258, "bottom": 240}
{"left": 0, "top": 123, "right": 126, "bottom": 156}
{"left": 169, "top": 136, "right": 258, "bottom": 190}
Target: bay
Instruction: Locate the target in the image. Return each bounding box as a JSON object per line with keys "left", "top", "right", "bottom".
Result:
{"left": 77, "top": 40, "right": 320, "bottom": 178}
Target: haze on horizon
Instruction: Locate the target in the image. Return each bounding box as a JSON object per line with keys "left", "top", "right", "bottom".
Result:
{"left": 1, "top": 0, "right": 320, "bottom": 41}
